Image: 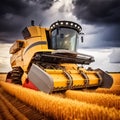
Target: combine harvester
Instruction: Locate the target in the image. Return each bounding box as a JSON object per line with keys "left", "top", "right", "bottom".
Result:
{"left": 5, "top": 20, "right": 119, "bottom": 93}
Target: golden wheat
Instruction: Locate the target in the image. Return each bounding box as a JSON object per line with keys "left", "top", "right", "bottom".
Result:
{"left": 96, "top": 79, "right": 120, "bottom": 96}
{"left": 96, "top": 87, "right": 120, "bottom": 95}
{"left": 110, "top": 73, "right": 120, "bottom": 85}
{"left": 96, "top": 73, "right": 120, "bottom": 95}
{"left": 0, "top": 92, "right": 28, "bottom": 120}
{"left": 65, "top": 90, "right": 120, "bottom": 110}
{"left": 0, "top": 81, "right": 120, "bottom": 120}
{"left": 0, "top": 97, "right": 15, "bottom": 120}
{"left": 0, "top": 73, "right": 7, "bottom": 81}
{"left": 111, "top": 85, "right": 120, "bottom": 90}
{"left": 110, "top": 73, "right": 120, "bottom": 92}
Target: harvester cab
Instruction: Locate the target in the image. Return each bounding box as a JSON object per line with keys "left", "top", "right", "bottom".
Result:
{"left": 6, "top": 20, "right": 113, "bottom": 93}
{"left": 49, "top": 21, "right": 82, "bottom": 51}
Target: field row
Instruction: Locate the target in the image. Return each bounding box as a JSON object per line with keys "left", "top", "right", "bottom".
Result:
{"left": 0, "top": 81, "right": 120, "bottom": 120}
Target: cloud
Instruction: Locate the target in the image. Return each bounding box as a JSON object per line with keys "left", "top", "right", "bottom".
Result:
{"left": 109, "top": 48, "right": 120, "bottom": 63}
{"left": 73, "top": 0, "right": 120, "bottom": 25}
{"left": 77, "top": 48, "right": 120, "bottom": 72}
{"left": 0, "top": 0, "right": 120, "bottom": 49}
{"left": 0, "top": 43, "right": 11, "bottom": 72}
{"left": 72, "top": 0, "right": 120, "bottom": 48}
{"left": 42, "top": 0, "right": 78, "bottom": 26}
{"left": 0, "top": 0, "right": 55, "bottom": 43}
{"left": 0, "top": 0, "right": 80, "bottom": 44}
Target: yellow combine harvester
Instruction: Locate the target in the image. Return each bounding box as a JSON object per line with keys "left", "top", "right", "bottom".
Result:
{"left": 6, "top": 20, "right": 117, "bottom": 93}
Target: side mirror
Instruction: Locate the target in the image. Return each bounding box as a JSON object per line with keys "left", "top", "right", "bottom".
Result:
{"left": 80, "top": 33, "right": 84, "bottom": 43}
{"left": 81, "top": 36, "right": 84, "bottom": 43}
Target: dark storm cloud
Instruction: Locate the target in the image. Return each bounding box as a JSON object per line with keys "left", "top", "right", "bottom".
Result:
{"left": 0, "top": 0, "right": 54, "bottom": 43}
{"left": 103, "top": 25, "right": 120, "bottom": 47}
{"left": 89, "top": 25, "right": 120, "bottom": 48}
{"left": 0, "top": 0, "right": 120, "bottom": 48}
{"left": 0, "top": 0, "right": 28, "bottom": 16}
{"left": 25, "top": 0, "right": 55, "bottom": 10}
{"left": 73, "top": 0, "right": 120, "bottom": 24}
{"left": 0, "top": 0, "right": 29, "bottom": 32}
{"left": 73, "top": 0, "right": 120, "bottom": 48}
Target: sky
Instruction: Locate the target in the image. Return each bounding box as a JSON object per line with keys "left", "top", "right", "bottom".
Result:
{"left": 0, "top": 0, "right": 120, "bottom": 72}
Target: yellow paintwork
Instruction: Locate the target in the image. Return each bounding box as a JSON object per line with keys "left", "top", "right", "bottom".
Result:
{"left": 45, "top": 69, "right": 67, "bottom": 88}
{"left": 10, "top": 26, "right": 51, "bottom": 71}
{"left": 9, "top": 40, "right": 25, "bottom": 54}
{"left": 45, "top": 63, "right": 99, "bottom": 89}
{"left": 25, "top": 26, "right": 41, "bottom": 38}
{"left": 87, "top": 73, "right": 99, "bottom": 85}
{"left": 9, "top": 25, "right": 119, "bottom": 91}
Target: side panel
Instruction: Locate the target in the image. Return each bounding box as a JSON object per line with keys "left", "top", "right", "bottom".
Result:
{"left": 10, "top": 49, "right": 24, "bottom": 68}
{"left": 22, "top": 28, "right": 49, "bottom": 72}
{"left": 23, "top": 39, "right": 49, "bottom": 72}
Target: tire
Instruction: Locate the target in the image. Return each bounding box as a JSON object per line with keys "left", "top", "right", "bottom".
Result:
{"left": 10, "top": 67, "right": 23, "bottom": 85}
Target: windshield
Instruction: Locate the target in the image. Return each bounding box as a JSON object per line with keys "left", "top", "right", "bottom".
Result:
{"left": 51, "top": 28, "right": 78, "bottom": 51}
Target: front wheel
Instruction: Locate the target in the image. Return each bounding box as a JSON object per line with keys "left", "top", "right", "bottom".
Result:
{"left": 6, "top": 67, "right": 23, "bottom": 85}
{"left": 6, "top": 71, "right": 12, "bottom": 83}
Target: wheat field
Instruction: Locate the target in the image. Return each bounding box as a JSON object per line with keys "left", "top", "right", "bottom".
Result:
{"left": 0, "top": 81, "right": 120, "bottom": 120}
{"left": 0, "top": 72, "right": 120, "bottom": 119}
{"left": 0, "top": 73, "right": 7, "bottom": 81}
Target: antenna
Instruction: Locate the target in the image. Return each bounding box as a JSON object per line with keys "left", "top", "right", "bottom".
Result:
{"left": 31, "top": 20, "right": 35, "bottom": 26}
